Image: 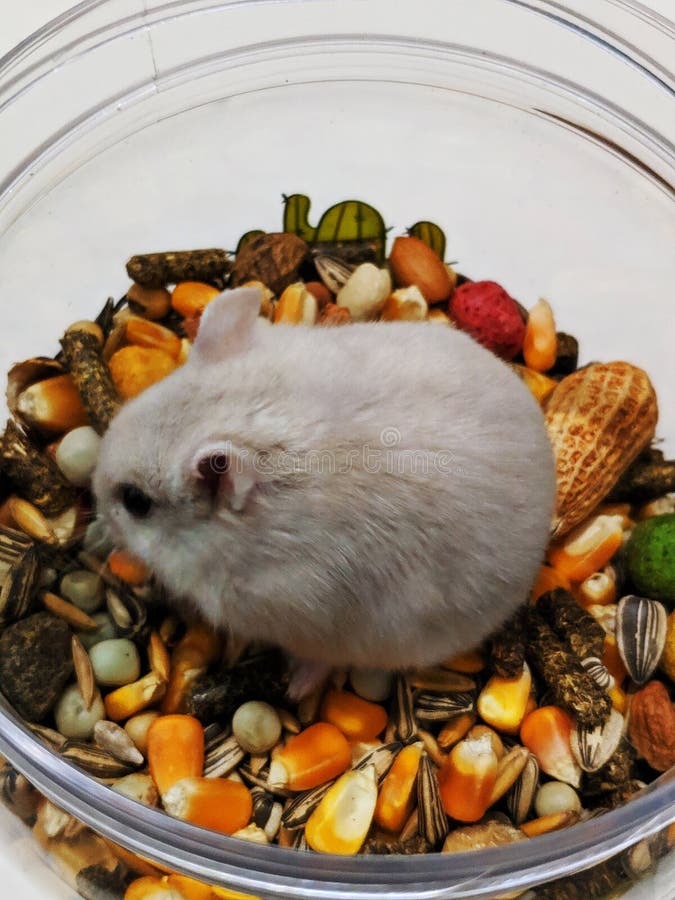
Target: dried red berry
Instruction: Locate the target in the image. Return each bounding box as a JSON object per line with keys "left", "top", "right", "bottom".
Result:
{"left": 449, "top": 281, "right": 526, "bottom": 360}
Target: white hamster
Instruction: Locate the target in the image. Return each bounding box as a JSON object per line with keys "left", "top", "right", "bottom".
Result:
{"left": 93, "top": 287, "right": 555, "bottom": 682}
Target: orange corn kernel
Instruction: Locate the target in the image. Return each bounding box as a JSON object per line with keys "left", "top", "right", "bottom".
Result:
{"left": 15, "top": 374, "right": 89, "bottom": 434}
{"left": 125, "top": 316, "right": 182, "bottom": 360}
{"left": 274, "top": 282, "right": 318, "bottom": 325}
{"left": 320, "top": 689, "right": 388, "bottom": 741}
{"left": 125, "top": 876, "right": 183, "bottom": 900}
{"left": 520, "top": 706, "right": 581, "bottom": 788}
{"left": 548, "top": 514, "right": 624, "bottom": 583}
{"left": 268, "top": 722, "right": 351, "bottom": 791}
{"left": 305, "top": 766, "right": 378, "bottom": 854}
{"left": 161, "top": 624, "right": 222, "bottom": 714}
{"left": 171, "top": 282, "right": 220, "bottom": 318}
{"left": 374, "top": 742, "right": 423, "bottom": 832}
{"left": 437, "top": 712, "right": 477, "bottom": 750}
{"left": 108, "top": 549, "right": 151, "bottom": 585}
{"left": 520, "top": 809, "right": 579, "bottom": 838}
{"left": 602, "top": 635, "right": 628, "bottom": 687}
{"left": 441, "top": 649, "right": 486, "bottom": 674}
{"left": 105, "top": 671, "right": 166, "bottom": 721}
{"left": 438, "top": 733, "right": 499, "bottom": 822}
{"left": 147, "top": 715, "right": 205, "bottom": 795}
{"left": 609, "top": 684, "right": 628, "bottom": 714}
{"left": 477, "top": 663, "right": 532, "bottom": 735}
{"left": 523, "top": 299, "right": 557, "bottom": 372}
{"left": 109, "top": 346, "right": 177, "bottom": 399}
{"left": 511, "top": 364, "right": 558, "bottom": 405}
{"left": 594, "top": 502, "right": 633, "bottom": 529}
{"left": 577, "top": 570, "right": 617, "bottom": 607}
{"left": 165, "top": 875, "right": 213, "bottom": 900}
{"left": 162, "top": 776, "right": 252, "bottom": 835}
{"left": 530, "top": 565, "right": 571, "bottom": 603}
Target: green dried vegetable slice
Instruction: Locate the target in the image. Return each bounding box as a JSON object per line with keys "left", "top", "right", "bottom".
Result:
{"left": 236, "top": 230, "right": 266, "bottom": 255}
{"left": 407, "top": 221, "right": 446, "bottom": 260}
{"left": 283, "top": 194, "right": 387, "bottom": 263}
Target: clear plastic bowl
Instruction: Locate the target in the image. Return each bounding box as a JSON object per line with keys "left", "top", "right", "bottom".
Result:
{"left": 0, "top": 1, "right": 674, "bottom": 897}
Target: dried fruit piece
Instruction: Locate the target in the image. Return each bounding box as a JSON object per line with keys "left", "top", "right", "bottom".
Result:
{"left": 545, "top": 362, "right": 658, "bottom": 538}
{"left": 230, "top": 233, "right": 308, "bottom": 296}
{"left": 448, "top": 281, "right": 525, "bottom": 360}
{"left": 406, "top": 221, "right": 447, "bottom": 262}
{"left": 627, "top": 680, "right": 675, "bottom": 772}
{"left": 389, "top": 236, "right": 453, "bottom": 303}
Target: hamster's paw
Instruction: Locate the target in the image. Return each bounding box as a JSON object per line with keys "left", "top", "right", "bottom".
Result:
{"left": 287, "top": 658, "right": 332, "bottom": 701}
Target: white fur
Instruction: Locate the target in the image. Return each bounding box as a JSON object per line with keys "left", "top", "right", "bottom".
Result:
{"left": 93, "top": 291, "right": 556, "bottom": 669}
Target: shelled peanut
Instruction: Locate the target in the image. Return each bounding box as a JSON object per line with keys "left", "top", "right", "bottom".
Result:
{"left": 0, "top": 195, "right": 672, "bottom": 900}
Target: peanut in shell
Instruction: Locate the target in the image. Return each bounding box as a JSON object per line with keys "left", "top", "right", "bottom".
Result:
{"left": 545, "top": 361, "right": 658, "bottom": 538}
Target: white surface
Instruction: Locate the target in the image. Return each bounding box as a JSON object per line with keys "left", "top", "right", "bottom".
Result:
{"left": 1, "top": 2, "right": 674, "bottom": 899}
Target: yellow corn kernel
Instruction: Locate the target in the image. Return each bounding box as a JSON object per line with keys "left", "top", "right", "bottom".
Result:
{"left": 268, "top": 722, "right": 351, "bottom": 791}
{"left": 578, "top": 570, "right": 617, "bottom": 607}
{"left": 162, "top": 776, "right": 252, "bottom": 835}
{"left": 511, "top": 363, "right": 558, "bottom": 405}
{"left": 320, "top": 689, "right": 388, "bottom": 741}
{"left": 374, "top": 742, "right": 423, "bottom": 832}
{"left": 441, "top": 648, "right": 486, "bottom": 673}
{"left": 171, "top": 282, "right": 220, "bottom": 318}
{"left": 520, "top": 809, "right": 579, "bottom": 838}
{"left": 104, "top": 671, "right": 167, "bottom": 721}
{"left": 125, "top": 316, "right": 182, "bottom": 360}
{"left": 274, "top": 282, "right": 318, "bottom": 325}
{"left": 530, "top": 564, "right": 572, "bottom": 603}
{"left": 16, "top": 374, "right": 89, "bottom": 434}
{"left": 427, "top": 308, "right": 453, "bottom": 325}
{"left": 380, "top": 286, "right": 428, "bottom": 321}
{"left": 108, "top": 346, "right": 177, "bottom": 399}
{"left": 161, "top": 624, "right": 222, "bottom": 714}
{"left": 305, "top": 766, "right": 378, "bottom": 854}
{"left": 147, "top": 715, "right": 204, "bottom": 796}
{"left": 603, "top": 634, "right": 628, "bottom": 687}
{"left": 609, "top": 684, "right": 628, "bottom": 714}
{"left": 548, "top": 514, "right": 624, "bottom": 583}
{"left": 148, "top": 631, "right": 171, "bottom": 683}
{"left": 520, "top": 706, "right": 581, "bottom": 788}
{"left": 108, "top": 549, "right": 151, "bottom": 586}
{"left": 164, "top": 875, "right": 213, "bottom": 900}
{"left": 466, "top": 725, "right": 505, "bottom": 760}
{"left": 125, "top": 877, "right": 184, "bottom": 900}
{"left": 477, "top": 663, "right": 532, "bottom": 735}
{"left": 522, "top": 299, "right": 557, "bottom": 372}
{"left": 437, "top": 711, "right": 476, "bottom": 750}
{"left": 438, "top": 733, "right": 499, "bottom": 823}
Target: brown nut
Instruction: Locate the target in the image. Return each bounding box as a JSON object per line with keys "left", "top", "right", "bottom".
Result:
{"left": 628, "top": 680, "right": 675, "bottom": 772}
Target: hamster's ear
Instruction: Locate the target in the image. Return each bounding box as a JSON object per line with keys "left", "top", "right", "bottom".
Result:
{"left": 189, "top": 441, "right": 256, "bottom": 513}
{"left": 192, "top": 287, "right": 261, "bottom": 363}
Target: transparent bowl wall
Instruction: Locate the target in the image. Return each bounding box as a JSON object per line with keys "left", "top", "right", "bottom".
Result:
{"left": 1, "top": 0, "right": 674, "bottom": 897}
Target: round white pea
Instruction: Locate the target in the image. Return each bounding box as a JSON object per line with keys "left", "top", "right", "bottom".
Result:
{"left": 89, "top": 638, "right": 141, "bottom": 686}
{"left": 55, "top": 426, "right": 101, "bottom": 486}
{"left": 54, "top": 684, "right": 105, "bottom": 739}
{"left": 76, "top": 612, "right": 117, "bottom": 650}
{"left": 232, "top": 701, "right": 282, "bottom": 753}
{"left": 60, "top": 569, "right": 104, "bottom": 613}
{"left": 534, "top": 780, "right": 582, "bottom": 817}
{"left": 349, "top": 667, "right": 393, "bottom": 702}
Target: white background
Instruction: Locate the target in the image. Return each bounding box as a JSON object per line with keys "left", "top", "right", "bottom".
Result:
{"left": 1, "top": 1, "right": 674, "bottom": 898}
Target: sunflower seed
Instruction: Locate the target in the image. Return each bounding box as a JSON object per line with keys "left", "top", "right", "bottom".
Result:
{"left": 60, "top": 740, "right": 136, "bottom": 778}
{"left": 580, "top": 656, "right": 615, "bottom": 691}
{"left": 314, "top": 255, "right": 355, "bottom": 294}
{"left": 616, "top": 595, "right": 667, "bottom": 684}
{"left": 239, "top": 764, "right": 292, "bottom": 798}
{"left": 282, "top": 781, "right": 335, "bottom": 830}
{"left": 415, "top": 691, "right": 475, "bottom": 722}
{"left": 417, "top": 752, "right": 448, "bottom": 847}
{"left": 571, "top": 708, "right": 625, "bottom": 773}
{"left": 203, "top": 732, "right": 245, "bottom": 778}
{"left": 276, "top": 707, "right": 301, "bottom": 734}
{"left": 488, "top": 745, "right": 531, "bottom": 805}
{"left": 29, "top": 723, "right": 67, "bottom": 752}
{"left": 417, "top": 729, "right": 446, "bottom": 768}
{"left": 506, "top": 753, "right": 539, "bottom": 825}
{"left": 354, "top": 741, "right": 402, "bottom": 782}
{"left": 393, "top": 674, "right": 416, "bottom": 740}
{"left": 0, "top": 529, "right": 38, "bottom": 625}
{"left": 94, "top": 720, "right": 144, "bottom": 766}
{"left": 106, "top": 587, "right": 148, "bottom": 637}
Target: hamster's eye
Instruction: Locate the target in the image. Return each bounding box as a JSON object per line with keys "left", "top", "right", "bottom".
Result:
{"left": 119, "top": 484, "right": 153, "bottom": 518}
